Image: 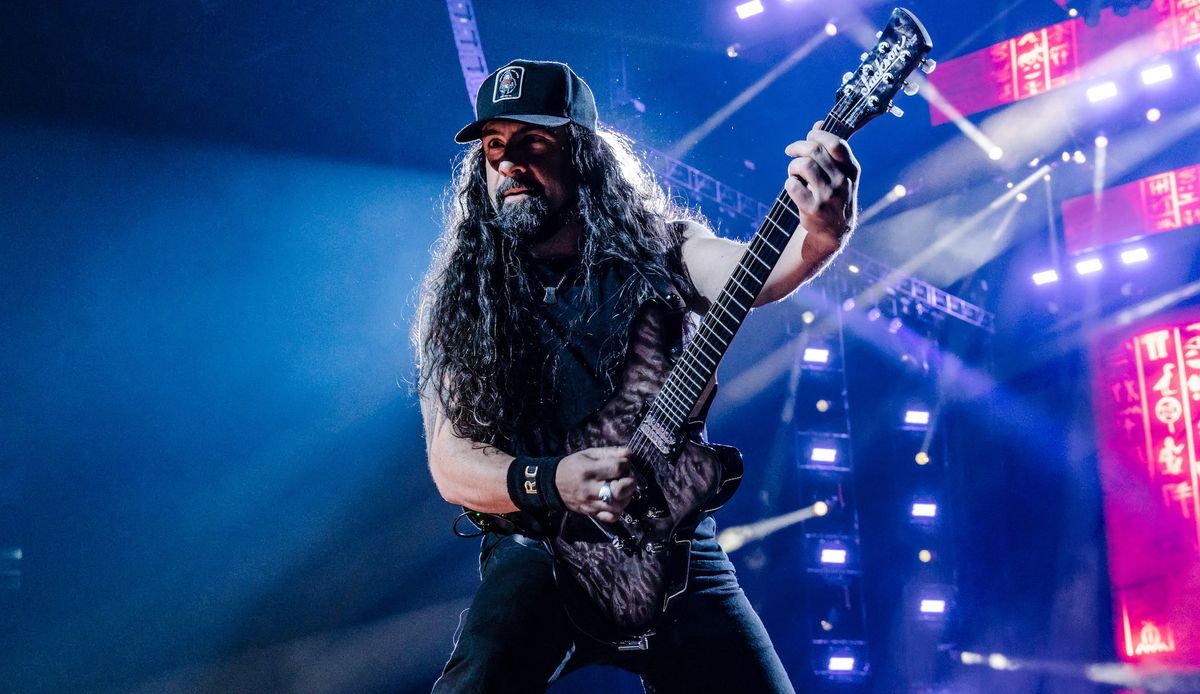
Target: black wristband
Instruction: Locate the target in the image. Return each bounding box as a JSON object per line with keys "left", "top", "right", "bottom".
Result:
{"left": 506, "top": 455, "right": 567, "bottom": 515}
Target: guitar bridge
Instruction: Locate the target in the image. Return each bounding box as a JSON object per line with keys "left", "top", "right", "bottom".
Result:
{"left": 637, "top": 415, "right": 676, "bottom": 455}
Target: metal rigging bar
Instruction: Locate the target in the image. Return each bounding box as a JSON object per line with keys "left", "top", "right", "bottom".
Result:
{"left": 445, "top": 1, "right": 490, "bottom": 108}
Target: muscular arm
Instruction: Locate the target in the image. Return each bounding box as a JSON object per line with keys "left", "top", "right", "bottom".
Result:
{"left": 681, "top": 127, "right": 859, "bottom": 307}
{"left": 421, "top": 380, "right": 518, "bottom": 513}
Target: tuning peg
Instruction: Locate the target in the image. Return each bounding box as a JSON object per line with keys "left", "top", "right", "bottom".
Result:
{"left": 888, "top": 103, "right": 905, "bottom": 118}
{"left": 919, "top": 57, "right": 937, "bottom": 74}
{"left": 842, "top": 71, "right": 855, "bottom": 85}
{"left": 902, "top": 81, "right": 920, "bottom": 96}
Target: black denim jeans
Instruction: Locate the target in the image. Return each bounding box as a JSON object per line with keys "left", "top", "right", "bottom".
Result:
{"left": 431, "top": 528, "right": 796, "bottom": 693}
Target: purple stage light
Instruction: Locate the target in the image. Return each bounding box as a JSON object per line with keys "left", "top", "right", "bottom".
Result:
{"left": 1032, "top": 269, "right": 1060, "bottom": 285}
{"left": 803, "top": 347, "right": 830, "bottom": 364}
{"left": 736, "top": 0, "right": 764, "bottom": 19}
{"left": 1087, "top": 81, "right": 1118, "bottom": 103}
{"left": 828, "top": 656, "right": 856, "bottom": 672}
{"left": 1120, "top": 247, "right": 1149, "bottom": 264}
{"left": 919, "top": 598, "right": 947, "bottom": 614}
{"left": 905, "top": 410, "right": 930, "bottom": 426}
{"left": 1141, "top": 63, "right": 1174, "bottom": 85}
{"left": 1075, "top": 257, "right": 1103, "bottom": 275}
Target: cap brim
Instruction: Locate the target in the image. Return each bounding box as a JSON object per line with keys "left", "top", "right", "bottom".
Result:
{"left": 453, "top": 114, "right": 573, "bottom": 143}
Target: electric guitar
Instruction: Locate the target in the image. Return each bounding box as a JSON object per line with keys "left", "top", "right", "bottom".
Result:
{"left": 475, "top": 7, "right": 934, "bottom": 649}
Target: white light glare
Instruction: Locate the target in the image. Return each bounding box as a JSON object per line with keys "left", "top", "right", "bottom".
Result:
{"left": 803, "top": 347, "right": 831, "bottom": 364}
{"left": 1086, "top": 81, "right": 1119, "bottom": 103}
{"left": 1032, "top": 269, "right": 1059, "bottom": 285}
{"left": 988, "top": 146, "right": 1004, "bottom": 161}
{"left": 912, "top": 502, "right": 938, "bottom": 518}
{"left": 824, "top": 22, "right": 838, "bottom": 36}
{"left": 828, "top": 657, "right": 856, "bottom": 672}
{"left": 1069, "top": 7, "right": 1079, "bottom": 16}
{"left": 920, "top": 599, "right": 947, "bottom": 614}
{"left": 1147, "top": 107, "right": 1162, "bottom": 122}
{"left": 1095, "top": 134, "right": 1109, "bottom": 148}
{"left": 905, "top": 410, "right": 930, "bottom": 425}
{"left": 811, "top": 447, "right": 838, "bottom": 463}
{"left": 1016, "top": 192, "right": 1029, "bottom": 203}
{"left": 892, "top": 184, "right": 907, "bottom": 198}
{"left": 1121, "top": 247, "right": 1150, "bottom": 264}
{"left": 1073, "top": 150, "right": 1087, "bottom": 164}
{"left": 736, "top": 0, "right": 765, "bottom": 19}
{"left": 1075, "top": 257, "right": 1103, "bottom": 275}
{"left": 820, "top": 548, "right": 847, "bottom": 564}
{"left": 1141, "top": 63, "right": 1174, "bottom": 85}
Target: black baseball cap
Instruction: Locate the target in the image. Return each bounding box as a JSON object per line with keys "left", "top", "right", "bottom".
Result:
{"left": 454, "top": 59, "right": 598, "bottom": 143}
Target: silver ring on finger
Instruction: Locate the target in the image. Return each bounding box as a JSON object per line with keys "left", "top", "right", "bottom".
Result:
{"left": 598, "top": 480, "right": 614, "bottom": 504}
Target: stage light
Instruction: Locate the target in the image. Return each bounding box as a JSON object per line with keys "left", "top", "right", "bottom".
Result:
{"left": 1043, "top": 174, "right": 1052, "bottom": 182}
{"left": 820, "top": 547, "right": 848, "bottom": 564}
{"left": 919, "top": 598, "right": 947, "bottom": 614}
{"left": 815, "top": 399, "right": 830, "bottom": 412}
{"left": 892, "top": 183, "right": 907, "bottom": 198}
{"left": 828, "top": 656, "right": 856, "bottom": 672}
{"left": 1068, "top": 7, "right": 1079, "bottom": 16}
{"left": 813, "top": 501, "right": 829, "bottom": 516}
{"left": 842, "top": 298, "right": 855, "bottom": 311}
{"left": 905, "top": 410, "right": 930, "bottom": 425}
{"left": 726, "top": 44, "right": 741, "bottom": 58}
{"left": 803, "top": 347, "right": 831, "bottom": 363}
{"left": 1028, "top": 157, "right": 1040, "bottom": 167}
{"left": 801, "top": 310, "right": 816, "bottom": 324}
{"left": 988, "top": 146, "right": 1004, "bottom": 161}
{"left": 1196, "top": 51, "right": 1200, "bottom": 69}
{"left": 1141, "top": 63, "right": 1174, "bottom": 85}
{"left": 866, "top": 307, "right": 882, "bottom": 322}
{"left": 1086, "top": 81, "right": 1118, "bottom": 102}
{"left": 1006, "top": 181, "right": 1014, "bottom": 189}
{"left": 1073, "top": 150, "right": 1087, "bottom": 164}
{"left": 1016, "top": 192, "right": 1028, "bottom": 203}
{"left": 847, "top": 264, "right": 860, "bottom": 274}
{"left": 915, "top": 451, "right": 930, "bottom": 465}
{"left": 887, "top": 317, "right": 902, "bottom": 334}
{"left": 1062, "top": 151, "right": 1072, "bottom": 162}
{"left": 811, "top": 447, "right": 838, "bottom": 463}
{"left": 1095, "top": 134, "right": 1109, "bottom": 148}
{"left": 1146, "top": 107, "right": 1161, "bottom": 122}
{"left": 736, "top": 0, "right": 764, "bottom": 19}
{"left": 1121, "top": 247, "right": 1149, "bottom": 264}
{"left": 1075, "top": 257, "right": 1103, "bottom": 275}
{"left": 1032, "top": 269, "right": 1059, "bottom": 285}
{"left": 824, "top": 22, "right": 838, "bottom": 36}
{"left": 918, "top": 549, "right": 933, "bottom": 562}
{"left": 912, "top": 502, "right": 938, "bottom": 518}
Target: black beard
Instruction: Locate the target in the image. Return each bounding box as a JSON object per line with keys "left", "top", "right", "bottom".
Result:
{"left": 493, "top": 192, "right": 569, "bottom": 246}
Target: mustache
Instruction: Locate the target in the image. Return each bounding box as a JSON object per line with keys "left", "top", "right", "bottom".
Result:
{"left": 494, "top": 178, "right": 543, "bottom": 205}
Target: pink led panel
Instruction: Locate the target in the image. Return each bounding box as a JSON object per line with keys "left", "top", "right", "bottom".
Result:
{"left": 1063, "top": 164, "right": 1200, "bottom": 254}
{"left": 1093, "top": 311, "right": 1200, "bottom": 664}
{"left": 929, "top": 1, "right": 1200, "bottom": 125}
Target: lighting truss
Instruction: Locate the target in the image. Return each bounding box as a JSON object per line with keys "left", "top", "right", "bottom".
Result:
{"left": 445, "top": 1, "right": 490, "bottom": 108}
{"left": 642, "top": 146, "right": 996, "bottom": 332}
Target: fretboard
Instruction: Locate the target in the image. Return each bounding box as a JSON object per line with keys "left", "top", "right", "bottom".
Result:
{"left": 636, "top": 117, "right": 853, "bottom": 446}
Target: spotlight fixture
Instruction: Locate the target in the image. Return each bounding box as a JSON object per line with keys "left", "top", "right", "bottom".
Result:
{"left": 919, "top": 598, "right": 947, "bottom": 614}
{"left": 1120, "top": 247, "right": 1149, "bottom": 264}
{"left": 1073, "top": 150, "right": 1087, "bottom": 164}
{"left": 1032, "top": 269, "right": 1060, "bottom": 285}
{"left": 828, "top": 656, "right": 856, "bottom": 672}
{"left": 1095, "top": 134, "right": 1109, "bottom": 148}
{"left": 918, "top": 549, "right": 933, "bottom": 562}
{"left": 736, "top": 0, "right": 764, "bottom": 19}
{"left": 1141, "top": 63, "right": 1174, "bottom": 85}
{"left": 1068, "top": 7, "right": 1079, "bottom": 16}
{"left": 820, "top": 547, "right": 848, "bottom": 564}
{"left": 801, "top": 310, "right": 816, "bottom": 324}
{"left": 811, "top": 447, "right": 838, "bottom": 463}
{"left": 892, "top": 183, "right": 907, "bottom": 198}
{"left": 905, "top": 410, "right": 931, "bottom": 426}
{"left": 803, "top": 347, "right": 831, "bottom": 364}
{"left": 1016, "top": 192, "right": 1029, "bottom": 203}
{"left": 1061, "top": 151, "right": 1072, "bottom": 162}
{"left": 842, "top": 298, "right": 855, "bottom": 311}
{"left": 1086, "top": 81, "right": 1119, "bottom": 102}
{"left": 1146, "top": 107, "right": 1161, "bottom": 122}
{"left": 1075, "top": 257, "right": 1103, "bottom": 275}
{"left": 915, "top": 451, "right": 930, "bottom": 465}
{"left": 824, "top": 22, "right": 838, "bottom": 36}
{"left": 988, "top": 146, "right": 1004, "bottom": 161}
{"left": 726, "top": 43, "right": 741, "bottom": 58}
{"left": 911, "top": 502, "right": 938, "bottom": 518}
{"left": 815, "top": 399, "right": 830, "bottom": 412}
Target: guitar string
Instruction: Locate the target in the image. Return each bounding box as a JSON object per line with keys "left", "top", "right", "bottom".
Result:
{"left": 626, "top": 44, "right": 913, "bottom": 474}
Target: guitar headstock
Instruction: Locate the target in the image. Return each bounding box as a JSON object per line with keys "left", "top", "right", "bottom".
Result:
{"left": 827, "top": 8, "right": 934, "bottom": 139}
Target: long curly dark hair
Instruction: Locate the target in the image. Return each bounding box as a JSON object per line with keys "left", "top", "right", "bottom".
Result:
{"left": 415, "top": 123, "right": 701, "bottom": 444}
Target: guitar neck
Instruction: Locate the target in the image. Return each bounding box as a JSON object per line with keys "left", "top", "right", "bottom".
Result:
{"left": 643, "top": 116, "right": 852, "bottom": 434}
